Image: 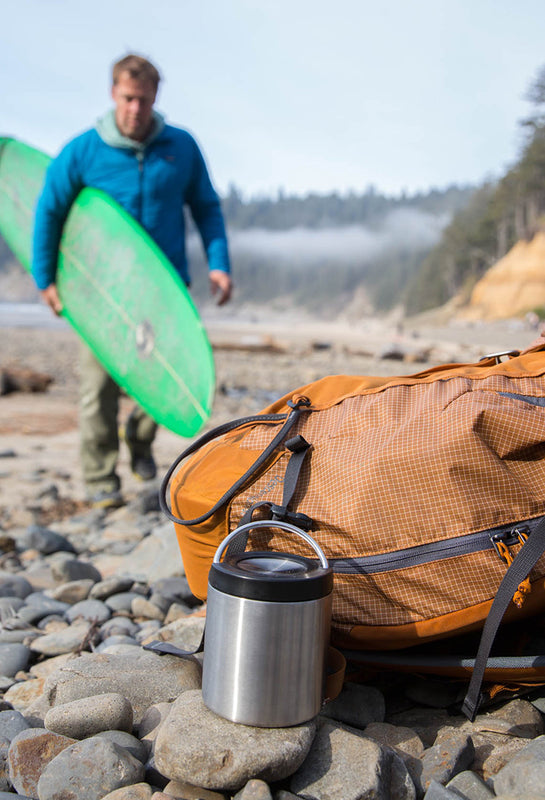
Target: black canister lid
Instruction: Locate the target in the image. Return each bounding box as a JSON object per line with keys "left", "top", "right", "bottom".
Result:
{"left": 208, "top": 550, "right": 333, "bottom": 602}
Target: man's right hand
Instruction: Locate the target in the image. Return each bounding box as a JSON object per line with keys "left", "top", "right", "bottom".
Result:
{"left": 40, "top": 284, "right": 63, "bottom": 316}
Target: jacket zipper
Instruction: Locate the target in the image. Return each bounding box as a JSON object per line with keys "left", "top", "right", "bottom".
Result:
{"left": 136, "top": 150, "right": 144, "bottom": 222}
{"left": 329, "top": 516, "right": 544, "bottom": 575}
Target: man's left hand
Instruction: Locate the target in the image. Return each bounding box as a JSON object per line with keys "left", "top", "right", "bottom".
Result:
{"left": 209, "top": 270, "right": 233, "bottom": 306}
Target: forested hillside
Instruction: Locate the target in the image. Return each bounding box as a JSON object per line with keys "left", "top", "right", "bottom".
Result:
{"left": 186, "top": 184, "right": 473, "bottom": 314}
{"left": 0, "top": 183, "right": 473, "bottom": 314}
{"left": 4, "top": 64, "right": 545, "bottom": 318}
{"left": 405, "top": 63, "right": 545, "bottom": 315}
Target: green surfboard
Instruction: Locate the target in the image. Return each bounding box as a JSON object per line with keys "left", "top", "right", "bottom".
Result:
{"left": 0, "top": 137, "right": 215, "bottom": 437}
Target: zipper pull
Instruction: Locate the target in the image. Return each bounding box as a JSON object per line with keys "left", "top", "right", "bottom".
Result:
{"left": 491, "top": 527, "right": 531, "bottom": 608}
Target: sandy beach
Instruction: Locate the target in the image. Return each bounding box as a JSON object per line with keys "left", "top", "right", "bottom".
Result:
{"left": 3, "top": 306, "right": 545, "bottom": 798}
{"left": 0, "top": 306, "right": 541, "bottom": 529}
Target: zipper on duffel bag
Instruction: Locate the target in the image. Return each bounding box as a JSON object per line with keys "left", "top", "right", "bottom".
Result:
{"left": 329, "top": 516, "right": 544, "bottom": 575}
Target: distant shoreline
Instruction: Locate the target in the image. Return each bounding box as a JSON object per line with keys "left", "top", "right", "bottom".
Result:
{"left": 1, "top": 299, "right": 541, "bottom": 359}
{"left": 0, "top": 301, "right": 68, "bottom": 329}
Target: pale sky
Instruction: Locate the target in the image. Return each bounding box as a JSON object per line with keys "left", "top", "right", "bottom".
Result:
{"left": 2, "top": 0, "right": 545, "bottom": 199}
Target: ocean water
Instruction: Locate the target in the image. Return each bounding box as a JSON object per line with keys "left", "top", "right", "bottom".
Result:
{"left": 0, "top": 301, "right": 68, "bottom": 329}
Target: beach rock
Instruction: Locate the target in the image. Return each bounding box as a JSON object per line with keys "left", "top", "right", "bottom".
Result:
{"left": 48, "top": 578, "right": 95, "bottom": 603}
{"left": 19, "top": 561, "right": 57, "bottom": 592}
{"left": 131, "top": 596, "right": 165, "bottom": 621}
{"left": 417, "top": 727, "right": 474, "bottom": 795}
{"left": 106, "top": 591, "right": 143, "bottom": 612}
{"left": 147, "top": 592, "right": 174, "bottom": 614}
{"left": 146, "top": 612, "right": 205, "bottom": 652}
{"left": 0, "top": 365, "right": 53, "bottom": 394}
{"left": 0, "top": 571, "right": 33, "bottom": 599}
{"left": 18, "top": 524, "right": 76, "bottom": 555}
{"left": 469, "top": 730, "right": 530, "bottom": 781}
{"left": 0, "top": 629, "right": 35, "bottom": 645}
{"left": 0, "top": 643, "right": 31, "bottom": 677}
{"left": 0, "top": 709, "right": 30, "bottom": 741}
{"left": 422, "top": 780, "right": 460, "bottom": 799}
{"left": 101, "top": 785, "right": 154, "bottom": 800}
{"left": 144, "top": 752, "right": 168, "bottom": 790}
{"left": 138, "top": 702, "right": 172, "bottom": 756}
{"left": 93, "top": 730, "right": 148, "bottom": 763}
{"left": 96, "top": 635, "right": 140, "bottom": 652}
{"left": 151, "top": 576, "right": 193, "bottom": 605}
{"left": 379, "top": 342, "right": 407, "bottom": 360}
{"left": 22, "top": 692, "right": 53, "bottom": 725}
{"left": 290, "top": 718, "right": 415, "bottom": 800}
{"left": 50, "top": 557, "right": 102, "bottom": 583}
{"left": 162, "top": 602, "right": 192, "bottom": 624}
{"left": 0, "top": 597, "right": 24, "bottom": 616}
{"left": 386, "top": 707, "right": 463, "bottom": 747}
{"left": 16, "top": 595, "right": 70, "bottom": 625}
{"left": 39, "top": 616, "right": 70, "bottom": 631}
{"left": 100, "top": 616, "right": 141, "bottom": 638}
{"left": 113, "top": 523, "right": 185, "bottom": 583}
{"left": 0, "top": 737, "right": 9, "bottom": 792}
{"left": 89, "top": 575, "right": 135, "bottom": 600}
{"left": 101, "top": 643, "right": 145, "bottom": 655}
{"left": 29, "top": 620, "right": 93, "bottom": 656}
{"left": 364, "top": 721, "right": 425, "bottom": 758}
{"left": 134, "top": 619, "right": 161, "bottom": 640}
{"left": 531, "top": 695, "right": 545, "bottom": 715}
{"left": 321, "top": 681, "right": 385, "bottom": 728}
{"left": 233, "top": 779, "right": 272, "bottom": 799}
{"left": 363, "top": 720, "right": 425, "bottom": 786}
{"left": 7, "top": 727, "right": 76, "bottom": 797}
{"left": 29, "top": 651, "right": 72, "bottom": 679}
{"left": 44, "top": 692, "right": 133, "bottom": 738}
{"left": 128, "top": 486, "right": 162, "bottom": 516}
{"left": 473, "top": 698, "right": 545, "bottom": 738}
{"left": 37, "top": 737, "right": 145, "bottom": 800}
{"left": 446, "top": 769, "right": 495, "bottom": 798}
{"left": 64, "top": 597, "right": 111, "bottom": 624}
{"left": 162, "top": 780, "right": 227, "bottom": 799}
{"left": 0, "top": 449, "right": 16, "bottom": 458}
{"left": 154, "top": 689, "right": 316, "bottom": 791}
{"left": 42, "top": 650, "right": 201, "bottom": 723}
{"left": 491, "top": 734, "right": 545, "bottom": 797}
{"left": 3, "top": 677, "right": 45, "bottom": 711}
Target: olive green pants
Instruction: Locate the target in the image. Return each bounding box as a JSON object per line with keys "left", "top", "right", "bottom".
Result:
{"left": 79, "top": 343, "right": 157, "bottom": 494}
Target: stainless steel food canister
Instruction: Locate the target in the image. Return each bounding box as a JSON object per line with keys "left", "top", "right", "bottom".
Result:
{"left": 202, "top": 519, "right": 333, "bottom": 727}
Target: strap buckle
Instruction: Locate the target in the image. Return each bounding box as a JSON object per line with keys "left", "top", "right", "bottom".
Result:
{"left": 479, "top": 350, "right": 520, "bottom": 364}
{"left": 270, "top": 504, "right": 313, "bottom": 531}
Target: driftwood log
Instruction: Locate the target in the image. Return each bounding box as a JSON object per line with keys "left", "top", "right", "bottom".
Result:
{"left": 0, "top": 366, "right": 54, "bottom": 395}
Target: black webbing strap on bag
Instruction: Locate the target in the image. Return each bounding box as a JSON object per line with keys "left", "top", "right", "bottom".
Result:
{"left": 159, "top": 398, "right": 313, "bottom": 527}
{"left": 143, "top": 638, "right": 204, "bottom": 661}
{"left": 224, "top": 434, "right": 313, "bottom": 558}
{"left": 269, "top": 434, "right": 313, "bottom": 528}
{"left": 462, "top": 516, "right": 545, "bottom": 720}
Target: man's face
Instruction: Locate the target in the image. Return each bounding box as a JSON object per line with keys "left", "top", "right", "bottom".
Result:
{"left": 112, "top": 72, "right": 157, "bottom": 141}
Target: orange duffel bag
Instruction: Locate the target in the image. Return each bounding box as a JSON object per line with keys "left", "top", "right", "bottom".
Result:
{"left": 160, "top": 345, "right": 545, "bottom": 719}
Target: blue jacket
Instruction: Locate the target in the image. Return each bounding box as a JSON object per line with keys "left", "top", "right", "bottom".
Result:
{"left": 32, "top": 114, "right": 231, "bottom": 290}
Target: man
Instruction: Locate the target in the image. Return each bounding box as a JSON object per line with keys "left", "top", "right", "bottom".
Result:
{"left": 32, "top": 54, "right": 232, "bottom": 508}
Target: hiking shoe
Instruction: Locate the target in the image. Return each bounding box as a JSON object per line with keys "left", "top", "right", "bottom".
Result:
{"left": 88, "top": 489, "right": 124, "bottom": 509}
{"left": 131, "top": 455, "right": 157, "bottom": 482}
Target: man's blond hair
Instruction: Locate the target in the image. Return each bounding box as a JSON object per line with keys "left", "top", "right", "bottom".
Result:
{"left": 112, "top": 54, "right": 161, "bottom": 90}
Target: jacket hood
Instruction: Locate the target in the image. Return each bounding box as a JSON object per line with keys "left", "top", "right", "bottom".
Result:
{"left": 95, "top": 109, "right": 166, "bottom": 150}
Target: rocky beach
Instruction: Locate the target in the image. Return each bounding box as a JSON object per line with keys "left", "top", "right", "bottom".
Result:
{"left": 1, "top": 306, "right": 545, "bottom": 800}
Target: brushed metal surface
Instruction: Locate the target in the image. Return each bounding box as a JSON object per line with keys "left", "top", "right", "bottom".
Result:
{"left": 202, "top": 585, "right": 331, "bottom": 727}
